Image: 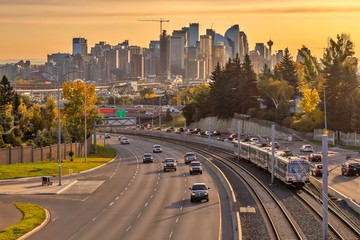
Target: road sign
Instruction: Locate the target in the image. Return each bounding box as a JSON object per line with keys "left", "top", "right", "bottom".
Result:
{"left": 116, "top": 110, "right": 126, "bottom": 117}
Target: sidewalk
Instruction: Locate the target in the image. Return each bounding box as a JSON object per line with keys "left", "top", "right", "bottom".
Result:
{"left": 0, "top": 178, "right": 75, "bottom": 195}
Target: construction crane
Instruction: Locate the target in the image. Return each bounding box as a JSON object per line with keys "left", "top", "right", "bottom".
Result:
{"left": 138, "top": 18, "right": 170, "bottom": 37}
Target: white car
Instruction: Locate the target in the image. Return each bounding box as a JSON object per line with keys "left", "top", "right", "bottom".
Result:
{"left": 153, "top": 145, "right": 162, "bottom": 153}
{"left": 120, "top": 137, "right": 129, "bottom": 144}
{"left": 189, "top": 161, "right": 202, "bottom": 174}
{"left": 300, "top": 144, "right": 314, "bottom": 153}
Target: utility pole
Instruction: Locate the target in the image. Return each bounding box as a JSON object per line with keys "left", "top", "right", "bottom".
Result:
{"left": 138, "top": 18, "right": 170, "bottom": 37}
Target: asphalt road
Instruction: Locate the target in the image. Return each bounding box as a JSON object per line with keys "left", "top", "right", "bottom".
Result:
{"left": 3, "top": 137, "right": 225, "bottom": 240}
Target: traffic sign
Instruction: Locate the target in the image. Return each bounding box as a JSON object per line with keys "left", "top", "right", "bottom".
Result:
{"left": 116, "top": 110, "right": 126, "bottom": 117}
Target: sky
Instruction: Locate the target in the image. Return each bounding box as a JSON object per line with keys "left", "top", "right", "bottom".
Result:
{"left": 1, "top": 0, "right": 360, "bottom": 64}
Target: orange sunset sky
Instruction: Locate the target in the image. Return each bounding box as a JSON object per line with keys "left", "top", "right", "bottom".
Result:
{"left": 1, "top": 0, "right": 360, "bottom": 64}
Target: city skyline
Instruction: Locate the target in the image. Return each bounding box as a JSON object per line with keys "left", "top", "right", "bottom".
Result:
{"left": 1, "top": 0, "right": 360, "bottom": 64}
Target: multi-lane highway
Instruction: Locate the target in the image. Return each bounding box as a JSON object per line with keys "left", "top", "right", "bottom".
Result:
{"left": 5, "top": 136, "right": 233, "bottom": 240}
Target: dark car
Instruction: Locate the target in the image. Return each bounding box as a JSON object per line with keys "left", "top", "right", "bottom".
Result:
{"left": 270, "top": 142, "right": 280, "bottom": 149}
{"left": 163, "top": 158, "right": 177, "bottom": 172}
{"left": 341, "top": 162, "right": 360, "bottom": 176}
{"left": 212, "top": 130, "right": 221, "bottom": 136}
{"left": 308, "top": 153, "right": 322, "bottom": 162}
{"left": 311, "top": 164, "right": 323, "bottom": 176}
{"left": 190, "top": 183, "right": 210, "bottom": 202}
{"left": 143, "top": 153, "right": 153, "bottom": 163}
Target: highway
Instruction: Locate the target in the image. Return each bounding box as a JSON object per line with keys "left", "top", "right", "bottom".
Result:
{"left": 8, "top": 136, "right": 227, "bottom": 240}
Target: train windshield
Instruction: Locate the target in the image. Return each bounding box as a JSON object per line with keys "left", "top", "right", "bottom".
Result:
{"left": 288, "top": 162, "right": 310, "bottom": 174}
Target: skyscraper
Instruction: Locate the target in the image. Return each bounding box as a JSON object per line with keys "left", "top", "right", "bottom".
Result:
{"left": 224, "top": 25, "right": 239, "bottom": 60}
{"left": 169, "top": 36, "right": 185, "bottom": 76}
{"left": 73, "top": 37, "right": 88, "bottom": 56}
{"left": 188, "top": 23, "right": 199, "bottom": 47}
{"left": 160, "top": 30, "right": 170, "bottom": 79}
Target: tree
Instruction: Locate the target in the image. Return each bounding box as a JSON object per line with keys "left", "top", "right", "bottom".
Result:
{"left": 241, "top": 54, "right": 259, "bottom": 113}
{"left": 277, "top": 48, "right": 299, "bottom": 94}
{"left": 257, "top": 78, "right": 294, "bottom": 122}
{"left": 0, "top": 75, "right": 15, "bottom": 106}
{"left": 62, "top": 81, "right": 101, "bottom": 142}
{"left": 321, "top": 33, "right": 358, "bottom": 132}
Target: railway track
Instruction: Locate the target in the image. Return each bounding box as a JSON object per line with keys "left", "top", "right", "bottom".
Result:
{"left": 123, "top": 133, "right": 360, "bottom": 239}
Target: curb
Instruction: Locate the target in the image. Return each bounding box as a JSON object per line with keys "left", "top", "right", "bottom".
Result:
{"left": 18, "top": 207, "right": 50, "bottom": 240}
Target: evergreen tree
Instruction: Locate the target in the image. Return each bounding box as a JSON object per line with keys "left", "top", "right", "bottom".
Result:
{"left": 241, "top": 54, "right": 259, "bottom": 113}
{"left": 321, "top": 33, "right": 358, "bottom": 132}
{"left": 0, "top": 75, "right": 15, "bottom": 106}
{"left": 278, "top": 48, "right": 299, "bottom": 94}
{"left": 208, "top": 62, "right": 225, "bottom": 117}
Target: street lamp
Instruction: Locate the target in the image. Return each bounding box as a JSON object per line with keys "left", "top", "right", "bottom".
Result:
{"left": 44, "top": 70, "right": 77, "bottom": 186}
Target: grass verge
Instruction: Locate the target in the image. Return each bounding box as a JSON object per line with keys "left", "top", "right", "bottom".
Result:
{"left": 0, "top": 202, "right": 45, "bottom": 240}
{"left": 0, "top": 143, "right": 116, "bottom": 180}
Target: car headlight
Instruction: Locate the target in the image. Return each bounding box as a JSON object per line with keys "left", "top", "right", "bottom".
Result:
{"left": 204, "top": 192, "right": 208, "bottom": 195}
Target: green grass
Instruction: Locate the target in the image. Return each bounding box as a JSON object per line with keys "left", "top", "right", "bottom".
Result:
{"left": 0, "top": 143, "right": 116, "bottom": 180}
{"left": 0, "top": 202, "right": 45, "bottom": 240}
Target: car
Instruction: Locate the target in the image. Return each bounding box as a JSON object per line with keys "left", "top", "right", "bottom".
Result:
{"left": 189, "top": 161, "right": 202, "bottom": 174}
{"left": 311, "top": 164, "right": 323, "bottom": 176}
{"left": 184, "top": 152, "right": 197, "bottom": 164}
{"left": 270, "top": 141, "right": 280, "bottom": 149}
{"left": 189, "top": 183, "right": 210, "bottom": 202}
{"left": 212, "top": 130, "right": 221, "bottom": 136}
{"left": 204, "top": 131, "right": 213, "bottom": 136}
{"left": 300, "top": 144, "right": 314, "bottom": 153}
{"left": 308, "top": 153, "right": 322, "bottom": 162}
{"left": 341, "top": 162, "right": 360, "bottom": 176}
{"left": 153, "top": 145, "right": 162, "bottom": 153}
{"left": 174, "top": 129, "right": 181, "bottom": 134}
{"left": 250, "top": 137, "right": 260, "bottom": 144}
{"left": 163, "top": 158, "right": 177, "bottom": 171}
{"left": 120, "top": 137, "right": 129, "bottom": 144}
{"left": 143, "top": 153, "right": 153, "bottom": 163}
{"left": 145, "top": 112, "right": 154, "bottom": 115}
{"left": 104, "top": 133, "right": 111, "bottom": 138}
{"left": 228, "top": 133, "right": 238, "bottom": 140}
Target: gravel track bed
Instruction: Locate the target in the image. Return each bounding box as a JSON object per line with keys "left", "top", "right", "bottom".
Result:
{"left": 211, "top": 159, "right": 271, "bottom": 240}
{"left": 227, "top": 156, "right": 341, "bottom": 239}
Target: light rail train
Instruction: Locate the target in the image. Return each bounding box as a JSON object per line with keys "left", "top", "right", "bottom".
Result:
{"left": 234, "top": 140, "right": 310, "bottom": 187}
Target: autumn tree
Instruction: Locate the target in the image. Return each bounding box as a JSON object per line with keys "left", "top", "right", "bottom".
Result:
{"left": 62, "top": 81, "right": 101, "bottom": 142}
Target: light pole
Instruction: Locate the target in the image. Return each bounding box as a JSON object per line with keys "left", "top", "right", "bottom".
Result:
{"left": 44, "top": 70, "right": 77, "bottom": 186}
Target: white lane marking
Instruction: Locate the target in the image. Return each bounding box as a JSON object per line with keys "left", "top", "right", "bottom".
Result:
{"left": 116, "top": 196, "right": 119, "bottom": 200}
{"left": 125, "top": 187, "right": 128, "bottom": 191}
{"left": 154, "top": 188, "right": 157, "bottom": 192}
{"left": 110, "top": 172, "right": 116, "bottom": 178}
{"left": 180, "top": 206, "right": 183, "bottom": 211}
{"left": 169, "top": 231, "right": 173, "bottom": 238}
{"left": 92, "top": 217, "right": 97, "bottom": 221}
{"left": 138, "top": 213, "right": 142, "bottom": 218}
{"left": 184, "top": 178, "right": 187, "bottom": 182}
{"left": 145, "top": 202, "right": 148, "bottom": 207}
{"left": 126, "top": 226, "right": 131, "bottom": 232}
{"left": 109, "top": 202, "right": 114, "bottom": 206}
{"left": 52, "top": 216, "right": 59, "bottom": 222}
{"left": 176, "top": 217, "right": 179, "bottom": 223}
{"left": 183, "top": 197, "right": 185, "bottom": 201}
{"left": 82, "top": 195, "right": 91, "bottom": 202}
{"left": 150, "top": 194, "right": 153, "bottom": 199}
{"left": 121, "top": 191, "right": 124, "bottom": 195}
